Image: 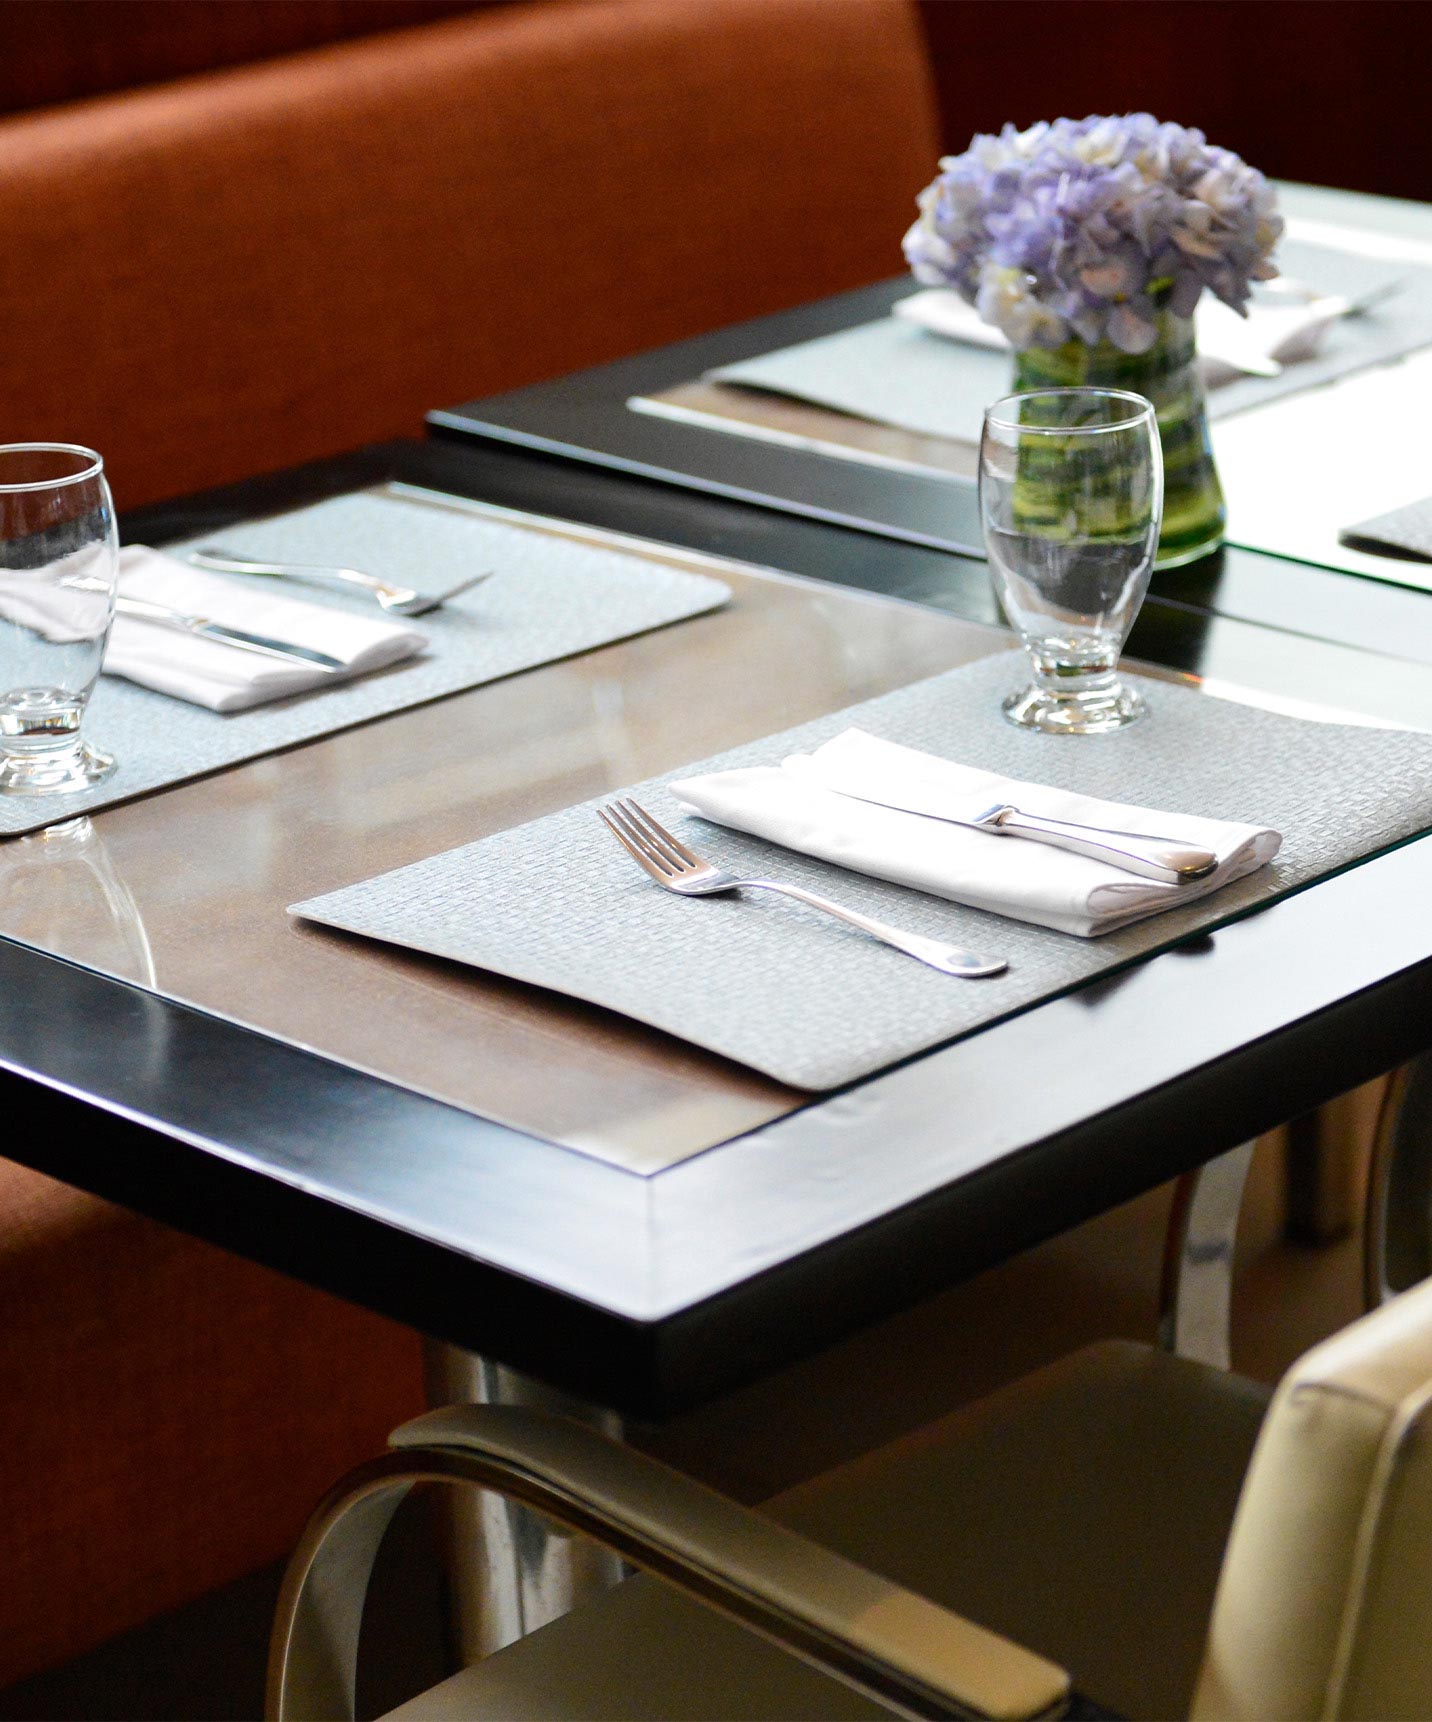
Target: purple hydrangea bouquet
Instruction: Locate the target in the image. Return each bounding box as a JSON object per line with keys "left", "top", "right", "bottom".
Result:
{"left": 904, "top": 114, "right": 1284, "bottom": 565}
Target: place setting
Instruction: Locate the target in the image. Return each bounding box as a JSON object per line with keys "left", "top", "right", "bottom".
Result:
{"left": 0, "top": 464, "right": 731, "bottom": 837}
{"left": 693, "top": 226, "right": 1423, "bottom": 465}
{"left": 684, "top": 115, "right": 1432, "bottom": 493}
{"left": 293, "top": 386, "right": 1432, "bottom": 1090}
{"left": 616, "top": 112, "right": 1432, "bottom": 611}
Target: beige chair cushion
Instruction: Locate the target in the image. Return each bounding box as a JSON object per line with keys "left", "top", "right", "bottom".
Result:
{"left": 387, "top": 1342, "right": 1269, "bottom": 1720}
{"left": 1194, "top": 1276, "right": 1432, "bottom": 1721}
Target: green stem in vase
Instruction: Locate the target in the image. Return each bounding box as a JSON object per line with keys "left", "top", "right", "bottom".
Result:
{"left": 1013, "top": 306, "right": 1225, "bottom": 569}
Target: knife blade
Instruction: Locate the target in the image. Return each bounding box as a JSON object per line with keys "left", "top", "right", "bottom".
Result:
{"left": 115, "top": 595, "right": 344, "bottom": 671}
{"left": 786, "top": 761, "right": 1218, "bottom": 884}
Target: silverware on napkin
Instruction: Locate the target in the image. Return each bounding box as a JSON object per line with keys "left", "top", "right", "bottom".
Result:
{"left": 598, "top": 797, "right": 1007, "bottom": 978}
{"left": 115, "top": 594, "right": 344, "bottom": 670}
{"left": 187, "top": 549, "right": 490, "bottom": 617}
{"left": 789, "top": 768, "right": 1218, "bottom": 884}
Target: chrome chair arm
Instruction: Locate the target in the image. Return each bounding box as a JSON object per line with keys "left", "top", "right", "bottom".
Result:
{"left": 267, "top": 1403, "right": 1070, "bottom": 1722}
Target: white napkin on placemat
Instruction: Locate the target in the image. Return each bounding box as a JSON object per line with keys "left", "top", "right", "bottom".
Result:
{"left": 104, "top": 546, "right": 427, "bottom": 712}
{"left": 673, "top": 728, "right": 1281, "bottom": 938}
{"left": 894, "top": 288, "right": 1350, "bottom": 387}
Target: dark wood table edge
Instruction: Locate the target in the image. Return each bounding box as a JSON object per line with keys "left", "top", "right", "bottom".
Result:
{"left": 6, "top": 840, "right": 1432, "bottom": 1419}
{"left": 427, "top": 276, "right": 986, "bottom": 556}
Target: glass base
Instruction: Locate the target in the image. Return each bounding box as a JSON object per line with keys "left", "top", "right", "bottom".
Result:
{"left": 1002, "top": 674, "right": 1145, "bottom": 735}
{"left": 0, "top": 737, "right": 115, "bottom": 795}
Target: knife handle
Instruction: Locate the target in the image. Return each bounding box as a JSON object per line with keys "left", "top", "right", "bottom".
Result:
{"left": 991, "top": 807, "right": 1219, "bottom": 884}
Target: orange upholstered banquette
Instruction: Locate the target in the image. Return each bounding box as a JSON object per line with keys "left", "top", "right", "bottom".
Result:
{"left": 0, "top": 0, "right": 936, "bottom": 511}
{"left": 0, "top": 0, "right": 936, "bottom": 1685}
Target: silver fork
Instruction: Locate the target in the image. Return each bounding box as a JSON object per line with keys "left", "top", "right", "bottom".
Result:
{"left": 187, "top": 549, "right": 491, "bottom": 617}
{"left": 598, "top": 798, "right": 1007, "bottom": 978}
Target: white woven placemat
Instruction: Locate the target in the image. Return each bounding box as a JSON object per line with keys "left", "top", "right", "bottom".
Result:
{"left": 0, "top": 487, "right": 728, "bottom": 837}
{"left": 294, "top": 652, "right": 1432, "bottom": 1090}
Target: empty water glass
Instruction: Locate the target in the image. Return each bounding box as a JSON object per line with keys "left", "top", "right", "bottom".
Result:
{"left": 0, "top": 444, "right": 117, "bottom": 793}
{"left": 980, "top": 388, "right": 1163, "bottom": 735}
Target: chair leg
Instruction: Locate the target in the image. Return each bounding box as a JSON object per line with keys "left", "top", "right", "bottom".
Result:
{"left": 423, "top": 1343, "right": 626, "bottom": 1662}
{"left": 1158, "top": 1141, "right": 1255, "bottom": 1369}
{"left": 1365, "top": 1056, "right": 1432, "bottom": 1307}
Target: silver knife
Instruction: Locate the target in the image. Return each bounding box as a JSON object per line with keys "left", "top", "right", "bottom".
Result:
{"left": 792, "top": 766, "right": 1218, "bottom": 883}
{"left": 115, "top": 595, "right": 344, "bottom": 671}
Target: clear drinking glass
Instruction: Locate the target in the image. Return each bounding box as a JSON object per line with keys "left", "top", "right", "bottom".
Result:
{"left": 0, "top": 444, "right": 117, "bottom": 793}
{"left": 980, "top": 388, "right": 1163, "bottom": 735}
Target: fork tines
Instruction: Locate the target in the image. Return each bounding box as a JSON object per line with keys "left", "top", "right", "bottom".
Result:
{"left": 597, "top": 798, "right": 697, "bottom": 879}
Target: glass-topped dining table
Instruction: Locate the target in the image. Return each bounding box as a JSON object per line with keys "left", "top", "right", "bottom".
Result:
{"left": 3, "top": 429, "right": 1430, "bottom": 1407}
{"left": 4, "top": 412, "right": 1432, "bottom": 1660}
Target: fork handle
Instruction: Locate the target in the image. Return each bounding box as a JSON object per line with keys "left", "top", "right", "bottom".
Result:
{"left": 739, "top": 880, "right": 1006, "bottom": 978}
{"left": 189, "top": 550, "right": 390, "bottom": 598}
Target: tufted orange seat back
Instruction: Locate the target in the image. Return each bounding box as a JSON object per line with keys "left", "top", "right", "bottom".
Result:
{"left": 0, "top": 1157, "right": 426, "bottom": 1690}
{"left": 0, "top": 0, "right": 937, "bottom": 509}
{"left": 0, "top": 1, "right": 935, "bottom": 1691}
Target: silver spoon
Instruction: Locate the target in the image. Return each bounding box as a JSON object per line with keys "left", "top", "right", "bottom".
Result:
{"left": 187, "top": 548, "right": 491, "bottom": 617}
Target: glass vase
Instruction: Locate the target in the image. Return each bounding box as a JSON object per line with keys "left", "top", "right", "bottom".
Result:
{"left": 1012, "top": 311, "right": 1225, "bottom": 569}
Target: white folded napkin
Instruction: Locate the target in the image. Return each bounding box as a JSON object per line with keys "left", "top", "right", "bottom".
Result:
{"left": 672, "top": 729, "right": 1281, "bottom": 938}
{"left": 893, "top": 286, "right": 1349, "bottom": 388}
{"left": 0, "top": 543, "right": 113, "bottom": 643}
{"left": 103, "top": 546, "right": 427, "bottom": 712}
